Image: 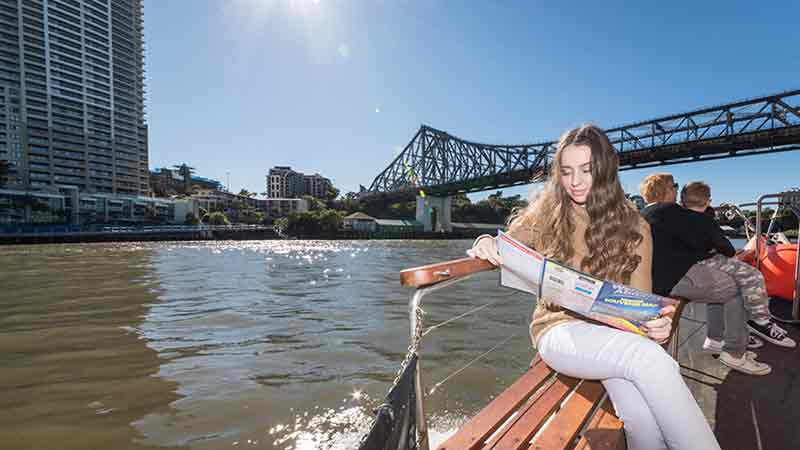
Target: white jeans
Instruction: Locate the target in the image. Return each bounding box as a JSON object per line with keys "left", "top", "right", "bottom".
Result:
{"left": 538, "top": 321, "right": 720, "bottom": 450}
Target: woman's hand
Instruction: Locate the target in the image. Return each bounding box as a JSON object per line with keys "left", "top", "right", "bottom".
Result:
{"left": 466, "top": 235, "right": 503, "bottom": 266}
{"left": 642, "top": 305, "right": 675, "bottom": 344}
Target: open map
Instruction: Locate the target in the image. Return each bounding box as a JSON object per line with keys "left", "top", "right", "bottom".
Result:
{"left": 496, "top": 231, "right": 677, "bottom": 335}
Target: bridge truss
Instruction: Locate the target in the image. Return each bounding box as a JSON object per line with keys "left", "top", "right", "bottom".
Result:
{"left": 365, "top": 90, "right": 800, "bottom": 200}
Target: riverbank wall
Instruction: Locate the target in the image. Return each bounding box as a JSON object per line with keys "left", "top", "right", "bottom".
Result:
{"left": 0, "top": 225, "right": 278, "bottom": 245}
{"left": 0, "top": 226, "right": 491, "bottom": 245}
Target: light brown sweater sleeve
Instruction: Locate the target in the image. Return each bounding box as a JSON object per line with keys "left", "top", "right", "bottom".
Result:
{"left": 507, "top": 218, "right": 540, "bottom": 249}
{"left": 629, "top": 218, "right": 653, "bottom": 294}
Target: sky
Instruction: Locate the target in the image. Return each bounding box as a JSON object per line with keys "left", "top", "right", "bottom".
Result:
{"left": 144, "top": 0, "right": 800, "bottom": 205}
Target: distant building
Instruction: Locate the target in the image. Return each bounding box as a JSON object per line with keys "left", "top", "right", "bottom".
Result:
{"left": 374, "top": 219, "right": 423, "bottom": 232}
{"left": 190, "top": 189, "right": 237, "bottom": 215}
{"left": 260, "top": 198, "right": 308, "bottom": 218}
{"left": 782, "top": 188, "right": 800, "bottom": 206}
{"left": 343, "top": 212, "right": 377, "bottom": 232}
{"left": 190, "top": 189, "right": 307, "bottom": 221}
{"left": 0, "top": 188, "right": 193, "bottom": 225}
{"left": 150, "top": 166, "right": 222, "bottom": 197}
{"left": 304, "top": 173, "right": 334, "bottom": 200}
{"left": 266, "top": 166, "right": 334, "bottom": 200}
{"left": 342, "top": 213, "right": 424, "bottom": 233}
{"left": 267, "top": 166, "right": 305, "bottom": 198}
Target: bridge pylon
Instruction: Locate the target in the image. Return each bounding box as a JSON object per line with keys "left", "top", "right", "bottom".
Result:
{"left": 416, "top": 195, "right": 452, "bottom": 232}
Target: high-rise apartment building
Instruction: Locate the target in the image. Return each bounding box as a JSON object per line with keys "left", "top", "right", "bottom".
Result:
{"left": 0, "top": 0, "right": 148, "bottom": 196}
{"left": 303, "top": 173, "right": 333, "bottom": 199}
{"left": 266, "top": 166, "right": 304, "bottom": 198}
{"left": 266, "top": 166, "right": 334, "bottom": 200}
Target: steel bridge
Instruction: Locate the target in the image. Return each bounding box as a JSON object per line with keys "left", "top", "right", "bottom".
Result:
{"left": 364, "top": 90, "right": 800, "bottom": 201}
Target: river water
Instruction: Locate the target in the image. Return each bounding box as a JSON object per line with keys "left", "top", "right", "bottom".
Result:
{"left": 0, "top": 240, "right": 537, "bottom": 450}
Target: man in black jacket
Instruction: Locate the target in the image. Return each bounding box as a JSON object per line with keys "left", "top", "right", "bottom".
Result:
{"left": 640, "top": 174, "right": 771, "bottom": 375}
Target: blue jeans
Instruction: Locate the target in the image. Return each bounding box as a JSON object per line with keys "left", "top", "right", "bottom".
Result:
{"left": 538, "top": 321, "right": 720, "bottom": 450}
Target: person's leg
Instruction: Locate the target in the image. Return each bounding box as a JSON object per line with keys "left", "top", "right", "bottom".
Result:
{"left": 671, "top": 264, "right": 771, "bottom": 373}
{"left": 537, "top": 321, "right": 720, "bottom": 450}
{"left": 706, "top": 302, "right": 764, "bottom": 351}
{"left": 700, "top": 256, "right": 795, "bottom": 347}
{"left": 671, "top": 263, "right": 747, "bottom": 355}
{"left": 706, "top": 303, "right": 724, "bottom": 342}
{"left": 701, "top": 302, "right": 729, "bottom": 354}
{"left": 602, "top": 378, "right": 666, "bottom": 450}
{"left": 700, "top": 255, "right": 770, "bottom": 322}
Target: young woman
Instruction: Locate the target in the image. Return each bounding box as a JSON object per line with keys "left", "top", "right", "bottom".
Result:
{"left": 468, "top": 125, "right": 720, "bottom": 450}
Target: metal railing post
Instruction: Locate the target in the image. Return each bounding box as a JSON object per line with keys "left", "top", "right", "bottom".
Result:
{"left": 755, "top": 194, "right": 766, "bottom": 270}
{"left": 789, "top": 205, "right": 800, "bottom": 321}
{"left": 794, "top": 227, "right": 800, "bottom": 321}
{"left": 409, "top": 288, "right": 430, "bottom": 450}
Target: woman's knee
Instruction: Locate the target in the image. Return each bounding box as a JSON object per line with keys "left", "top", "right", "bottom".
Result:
{"left": 628, "top": 340, "right": 679, "bottom": 378}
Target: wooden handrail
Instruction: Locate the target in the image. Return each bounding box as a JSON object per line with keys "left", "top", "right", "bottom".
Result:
{"left": 400, "top": 257, "right": 497, "bottom": 288}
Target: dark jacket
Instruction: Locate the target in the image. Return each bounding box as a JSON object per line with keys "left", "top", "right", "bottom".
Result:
{"left": 641, "top": 203, "right": 735, "bottom": 296}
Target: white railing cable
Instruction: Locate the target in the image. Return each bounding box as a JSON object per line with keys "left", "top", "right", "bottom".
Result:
{"left": 421, "top": 292, "right": 518, "bottom": 337}
{"left": 427, "top": 331, "right": 522, "bottom": 395}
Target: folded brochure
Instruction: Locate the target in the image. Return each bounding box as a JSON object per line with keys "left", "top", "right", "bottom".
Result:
{"left": 496, "top": 230, "right": 676, "bottom": 335}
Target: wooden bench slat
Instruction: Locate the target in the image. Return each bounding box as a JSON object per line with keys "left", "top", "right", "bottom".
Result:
{"left": 487, "top": 375, "right": 580, "bottom": 450}
{"left": 526, "top": 380, "right": 605, "bottom": 450}
{"left": 436, "top": 360, "right": 556, "bottom": 450}
{"left": 573, "top": 400, "right": 625, "bottom": 450}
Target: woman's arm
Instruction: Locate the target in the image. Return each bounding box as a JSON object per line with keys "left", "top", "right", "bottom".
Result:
{"left": 468, "top": 217, "right": 539, "bottom": 266}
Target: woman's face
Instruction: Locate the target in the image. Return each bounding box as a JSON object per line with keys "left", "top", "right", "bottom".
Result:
{"left": 559, "top": 144, "right": 593, "bottom": 205}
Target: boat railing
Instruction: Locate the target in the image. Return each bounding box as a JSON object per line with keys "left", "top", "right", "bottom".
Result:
{"left": 725, "top": 189, "right": 800, "bottom": 322}
{"left": 399, "top": 256, "right": 514, "bottom": 450}
{"left": 754, "top": 192, "right": 800, "bottom": 322}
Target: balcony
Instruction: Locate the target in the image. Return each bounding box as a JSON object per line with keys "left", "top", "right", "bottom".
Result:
{"left": 29, "top": 171, "right": 50, "bottom": 180}
{"left": 52, "top": 150, "right": 84, "bottom": 161}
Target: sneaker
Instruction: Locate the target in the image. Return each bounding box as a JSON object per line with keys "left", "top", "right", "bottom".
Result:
{"left": 748, "top": 335, "right": 764, "bottom": 349}
{"left": 748, "top": 320, "right": 797, "bottom": 348}
{"left": 702, "top": 337, "right": 724, "bottom": 354}
{"left": 703, "top": 336, "right": 763, "bottom": 353}
{"left": 719, "top": 351, "right": 772, "bottom": 375}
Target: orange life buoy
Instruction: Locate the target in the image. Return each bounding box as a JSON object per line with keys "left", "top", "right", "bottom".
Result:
{"left": 739, "top": 237, "right": 798, "bottom": 301}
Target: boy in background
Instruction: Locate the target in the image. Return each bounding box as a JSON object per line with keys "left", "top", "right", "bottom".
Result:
{"left": 680, "top": 182, "right": 795, "bottom": 350}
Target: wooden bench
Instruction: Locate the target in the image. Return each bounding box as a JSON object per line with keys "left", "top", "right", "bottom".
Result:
{"left": 401, "top": 257, "right": 686, "bottom": 450}
{"left": 434, "top": 356, "right": 624, "bottom": 450}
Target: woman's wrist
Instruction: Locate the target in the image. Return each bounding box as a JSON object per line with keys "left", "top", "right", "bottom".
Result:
{"left": 472, "top": 234, "right": 495, "bottom": 248}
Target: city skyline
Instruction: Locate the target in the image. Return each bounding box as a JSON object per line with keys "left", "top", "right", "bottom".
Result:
{"left": 144, "top": 1, "right": 800, "bottom": 204}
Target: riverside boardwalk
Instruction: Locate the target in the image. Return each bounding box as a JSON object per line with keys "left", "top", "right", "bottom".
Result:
{"left": 671, "top": 302, "right": 800, "bottom": 450}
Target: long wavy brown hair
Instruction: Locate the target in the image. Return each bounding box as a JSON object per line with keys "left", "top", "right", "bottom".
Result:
{"left": 508, "top": 124, "right": 643, "bottom": 284}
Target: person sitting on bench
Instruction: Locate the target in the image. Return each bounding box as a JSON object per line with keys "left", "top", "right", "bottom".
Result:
{"left": 679, "top": 182, "right": 796, "bottom": 350}
{"left": 639, "top": 174, "right": 771, "bottom": 375}
{"left": 469, "top": 125, "right": 720, "bottom": 450}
